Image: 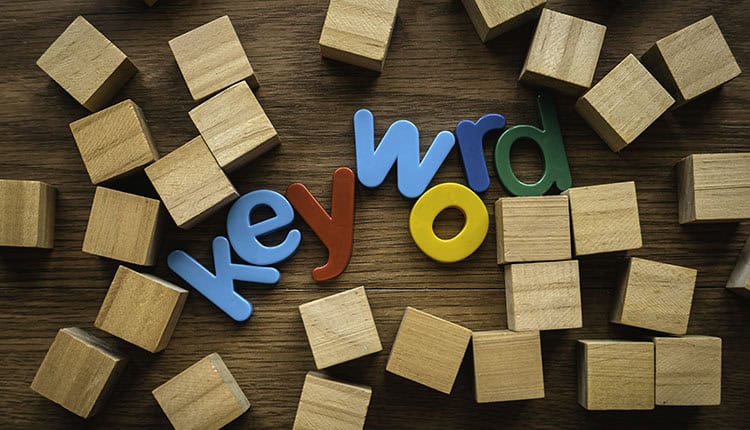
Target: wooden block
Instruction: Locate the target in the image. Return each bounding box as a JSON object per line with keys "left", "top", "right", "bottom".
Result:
{"left": 0, "top": 180, "right": 56, "bottom": 248}
{"left": 676, "top": 153, "right": 750, "bottom": 224}
{"left": 293, "top": 372, "right": 372, "bottom": 430}
{"left": 519, "top": 9, "right": 606, "bottom": 96}
{"left": 145, "top": 136, "right": 238, "bottom": 229}
{"left": 495, "top": 195, "right": 571, "bottom": 264}
{"left": 189, "top": 81, "right": 279, "bottom": 172}
{"left": 472, "top": 330, "right": 544, "bottom": 403}
{"left": 82, "top": 187, "right": 162, "bottom": 266}
{"left": 95, "top": 266, "right": 188, "bottom": 353}
{"left": 319, "top": 0, "right": 399, "bottom": 72}
{"left": 69, "top": 99, "right": 159, "bottom": 184}
{"left": 641, "top": 16, "right": 741, "bottom": 106}
{"left": 654, "top": 336, "right": 721, "bottom": 406}
{"left": 575, "top": 54, "right": 674, "bottom": 152}
{"left": 152, "top": 353, "right": 250, "bottom": 430}
{"left": 727, "top": 235, "right": 750, "bottom": 297}
{"left": 31, "top": 327, "right": 127, "bottom": 418}
{"left": 562, "top": 181, "right": 642, "bottom": 256}
{"left": 462, "top": 0, "right": 546, "bottom": 43}
{"left": 611, "top": 257, "right": 697, "bottom": 335}
{"left": 385, "top": 307, "right": 472, "bottom": 394}
{"left": 505, "top": 260, "right": 582, "bottom": 331}
{"left": 36, "top": 16, "right": 136, "bottom": 112}
{"left": 577, "top": 340, "right": 654, "bottom": 410}
{"left": 299, "top": 286, "right": 382, "bottom": 369}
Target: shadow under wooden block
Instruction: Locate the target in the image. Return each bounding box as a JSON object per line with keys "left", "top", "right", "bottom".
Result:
{"left": 726, "top": 235, "right": 750, "bottom": 297}
{"left": 0, "top": 180, "right": 56, "bottom": 249}
{"left": 654, "top": 336, "right": 721, "bottom": 406}
{"left": 293, "top": 372, "right": 372, "bottom": 430}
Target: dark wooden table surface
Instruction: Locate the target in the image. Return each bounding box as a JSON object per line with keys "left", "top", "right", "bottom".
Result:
{"left": 1, "top": 0, "right": 749, "bottom": 428}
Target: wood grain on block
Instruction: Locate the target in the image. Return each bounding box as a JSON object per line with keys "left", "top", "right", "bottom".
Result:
{"left": 462, "top": 0, "right": 546, "bottom": 42}
{"left": 726, "top": 235, "right": 750, "bottom": 297}
{"left": 654, "top": 336, "right": 721, "bottom": 406}
{"left": 0, "top": 180, "right": 56, "bottom": 248}
{"left": 293, "top": 372, "right": 372, "bottom": 430}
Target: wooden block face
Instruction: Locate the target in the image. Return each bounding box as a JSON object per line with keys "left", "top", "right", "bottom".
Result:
{"left": 472, "top": 330, "right": 544, "bottom": 403}
{"left": 145, "top": 136, "right": 238, "bottom": 229}
{"left": 519, "top": 9, "right": 606, "bottom": 96}
{"left": 95, "top": 266, "right": 188, "bottom": 352}
{"left": 577, "top": 340, "right": 654, "bottom": 410}
{"left": 654, "top": 336, "right": 721, "bottom": 406}
{"left": 36, "top": 16, "right": 136, "bottom": 111}
{"left": 495, "top": 195, "right": 571, "bottom": 264}
{"left": 563, "top": 181, "right": 642, "bottom": 256}
{"left": 152, "top": 353, "right": 250, "bottom": 430}
{"left": 293, "top": 372, "right": 372, "bottom": 430}
{"left": 299, "top": 286, "right": 382, "bottom": 369}
{"left": 385, "top": 307, "right": 472, "bottom": 394}
{"left": 189, "top": 81, "right": 279, "bottom": 171}
{"left": 0, "top": 180, "right": 56, "bottom": 248}
{"left": 575, "top": 54, "right": 674, "bottom": 152}
{"left": 82, "top": 187, "right": 162, "bottom": 266}
{"left": 70, "top": 100, "right": 159, "bottom": 184}
{"left": 319, "top": 0, "right": 399, "bottom": 72}
{"left": 505, "top": 260, "right": 582, "bottom": 331}
{"left": 462, "top": 0, "right": 546, "bottom": 42}
{"left": 169, "top": 16, "right": 257, "bottom": 101}
{"left": 611, "top": 258, "right": 697, "bottom": 335}
{"left": 726, "top": 236, "right": 750, "bottom": 297}
{"left": 31, "top": 327, "right": 127, "bottom": 418}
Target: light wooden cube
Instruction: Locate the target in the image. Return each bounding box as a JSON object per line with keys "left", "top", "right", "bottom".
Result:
{"left": 727, "top": 236, "right": 750, "bottom": 298}
{"left": 495, "top": 195, "right": 570, "bottom": 264}
{"left": 654, "top": 336, "right": 721, "bottom": 406}
{"left": 385, "top": 307, "right": 472, "bottom": 394}
{"left": 31, "top": 327, "right": 127, "bottom": 418}
{"left": 505, "top": 260, "right": 582, "bottom": 331}
{"left": 562, "top": 181, "right": 642, "bottom": 256}
{"left": 576, "top": 54, "right": 674, "bottom": 152}
{"left": 145, "top": 136, "right": 238, "bottom": 229}
{"left": 95, "top": 266, "right": 188, "bottom": 353}
{"left": 642, "top": 16, "right": 741, "bottom": 106}
{"left": 293, "top": 372, "right": 372, "bottom": 430}
{"left": 169, "top": 16, "right": 258, "bottom": 101}
{"left": 472, "top": 330, "right": 544, "bottom": 403}
{"left": 299, "top": 286, "right": 382, "bottom": 369}
{"left": 462, "top": 0, "right": 546, "bottom": 43}
{"left": 189, "top": 81, "right": 279, "bottom": 171}
{"left": 69, "top": 99, "right": 159, "bottom": 184}
{"left": 37, "top": 16, "right": 136, "bottom": 111}
{"left": 577, "top": 340, "right": 654, "bottom": 410}
{"left": 611, "top": 257, "right": 697, "bottom": 335}
{"left": 82, "top": 187, "right": 162, "bottom": 266}
{"left": 0, "top": 180, "right": 56, "bottom": 248}
{"left": 319, "top": 0, "right": 399, "bottom": 72}
{"left": 153, "top": 353, "right": 250, "bottom": 430}
{"left": 676, "top": 153, "right": 750, "bottom": 224}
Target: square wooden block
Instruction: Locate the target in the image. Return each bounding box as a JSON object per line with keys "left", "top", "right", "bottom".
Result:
{"left": 37, "top": 16, "right": 136, "bottom": 111}
{"left": 31, "top": 327, "right": 127, "bottom": 418}
{"left": 293, "top": 372, "right": 372, "bottom": 430}
{"left": 611, "top": 257, "right": 697, "bottom": 335}
{"left": 472, "top": 330, "right": 544, "bottom": 403}
{"left": 386, "top": 307, "right": 472, "bottom": 394}
{"left": 70, "top": 99, "right": 159, "bottom": 184}
{"left": 654, "top": 336, "right": 721, "bottom": 406}
{"left": 0, "top": 180, "right": 56, "bottom": 248}
{"left": 577, "top": 340, "right": 654, "bottom": 410}
{"left": 189, "top": 81, "right": 279, "bottom": 171}
{"left": 575, "top": 54, "right": 674, "bottom": 152}
{"left": 82, "top": 187, "right": 162, "bottom": 266}
{"left": 642, "top": 16, "right": 741, "bottom": 106}
{"left": 519, "top": 9, "right": 606, "bottom": 96}
{"left": 676, "top": 153, "right": 750, "bottom": 224}
{"left": 727, "top": 236, "right": 750, "bottom": 298}
{"left": 505, "top": 260, "right": 582, "bottom": 331}
{"left": 169, "top": 16, "right": 258, "bottom": 101}
{"left": 299, "top": 286, "right": 382, "bottom": 369}
{"left": 563, "top": 181, "right": 642, "bottom": 256}
{"left": 153, "top": 353, "right": 250, "bottom": 430}
{"left": 462, "top": 0, "right": 546, "bottom": 42}
{"left": 319, "top": 0, "right": 399, "bottom": 72}
{"left": 95, "top": 266, "right": 188, "bottom": 353}
{"left": 495, "top": 195, "right": 571, "bottom": 264}
{"left": 145, "top": 136, "right": 238, "bottom": 229}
